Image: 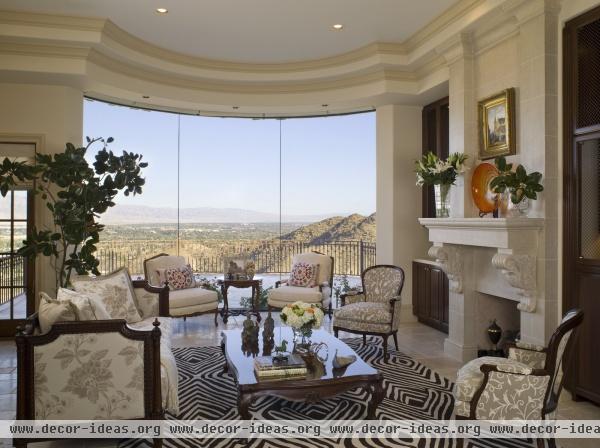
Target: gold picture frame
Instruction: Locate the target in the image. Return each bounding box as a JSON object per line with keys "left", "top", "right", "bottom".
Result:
{"left": 478, "top": 88, "right": 516, "bottom": 160}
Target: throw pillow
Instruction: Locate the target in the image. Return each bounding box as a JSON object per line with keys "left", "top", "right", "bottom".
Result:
{"left": 71, "top": 267, "right": 142, "bottom": 323}
{"left": 288, "top": 262, "right": 319, "bottom": 287}
{"left": 164, "top": 264, "right": 195, "bottom": 290}
{"left": 38, "top": 292, "right": 77, "bottom": 334}
{"left": 57, "top": 288, "right": 111, "bottom": 320}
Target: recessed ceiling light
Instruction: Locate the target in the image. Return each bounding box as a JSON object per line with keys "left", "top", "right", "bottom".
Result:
{"left": 332, "top": 24, "right": 343, "bottom": 30}
{"left": 156, "top": 8, "right": 168, "bottom": 14}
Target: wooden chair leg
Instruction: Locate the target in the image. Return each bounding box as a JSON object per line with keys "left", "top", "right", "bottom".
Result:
{"left": 214, "top": 308, "right": 219, "bottom": 326}
{"left": 183, "top": 316, "right": 186, "bottom": 322}
{"left": 334, "top": 328, "right": 339, "bottom": 338}
{"left": 383, "top": 336, "right": 388, "bottom": 362}
{"left": 328, "top": 302, "right": 333, "bottom": 318}
{"left": 392, "top": 331, "right": 398, "bottom": 350}
{"left": 363, "top": 334, "right": 367, "bottom": 344}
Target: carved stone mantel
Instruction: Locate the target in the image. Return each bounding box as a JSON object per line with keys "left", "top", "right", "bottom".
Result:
{"left": 419, "top": 218, "right": 544, "bottom": 312}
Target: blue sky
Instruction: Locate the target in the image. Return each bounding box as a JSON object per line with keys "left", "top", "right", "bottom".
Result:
{"left": 83, "top": 100, "right": 375, "bottom": 217}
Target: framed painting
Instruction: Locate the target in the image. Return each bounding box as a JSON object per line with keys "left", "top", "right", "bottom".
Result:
{"left": 478, "top": 88, "right": 516, "bottom": 160}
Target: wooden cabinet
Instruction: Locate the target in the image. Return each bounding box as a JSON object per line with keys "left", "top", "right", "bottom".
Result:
{"left": 412, "top": 260, "right": 449, "bottom": 333}
{"left": 563, "top": 5, "right": 600, "bottom": 405}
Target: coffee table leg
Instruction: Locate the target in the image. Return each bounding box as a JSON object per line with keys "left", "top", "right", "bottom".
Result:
{"left": 238, "top": 392, "right": 252, "bottom": 420}
{"left": 367, "top": 377, "right": 384, "bottom": 419}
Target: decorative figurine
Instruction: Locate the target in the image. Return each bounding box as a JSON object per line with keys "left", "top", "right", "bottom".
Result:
{"left": 487, "top": 319, "right": 502, "bottom": 350}
{"left": 332, "top": 349, "right": 357, "bottom": 369}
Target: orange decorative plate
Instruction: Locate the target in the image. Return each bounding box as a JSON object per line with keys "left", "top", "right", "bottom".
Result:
{"left": 471, "top": 162, "right": 499, "bottom": 214}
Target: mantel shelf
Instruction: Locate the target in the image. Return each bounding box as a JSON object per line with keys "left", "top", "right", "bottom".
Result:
{"left": 418, "top": 217, "right": 544, "bottom": 251}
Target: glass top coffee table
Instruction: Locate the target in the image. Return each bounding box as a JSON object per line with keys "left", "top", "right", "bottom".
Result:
{"left": 220, "top": 326, "right": 384, "bottom": 419}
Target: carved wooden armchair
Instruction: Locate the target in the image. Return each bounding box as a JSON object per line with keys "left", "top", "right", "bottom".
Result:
{"left": 332, "top": 265, "right": 405, "bottom": 361}
{"left": 453, "top": 309, "right": 583, "bottom": 447}
{"left": 267, "top": 251, "right": 334, "bottom": 317}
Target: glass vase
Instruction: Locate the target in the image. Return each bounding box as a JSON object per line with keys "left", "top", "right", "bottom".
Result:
{"left": 293, "top": 326, "right": 313, "bottom": 347}
{"left": 498, "top": 189, "right": 529, "bottom": 218}
{"left": 434, "top": 184, "right": 452, "bottom": 218}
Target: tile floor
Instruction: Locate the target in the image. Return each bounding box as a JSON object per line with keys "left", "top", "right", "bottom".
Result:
{"left": 1, "top": 313, "right": 598, "bottom": 447}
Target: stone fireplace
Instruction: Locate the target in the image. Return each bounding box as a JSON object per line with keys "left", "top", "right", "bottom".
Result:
{"left": 419, "top": 217, "right": 544, "bottom": 362}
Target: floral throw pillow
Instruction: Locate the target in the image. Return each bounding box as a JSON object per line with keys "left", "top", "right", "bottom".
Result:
{"left": 71, "top": 267, "right": 142, "bottom": 323}
{"left": 164, "top": 264, "right": 196, "bottom": 290}
{"left": 288, "top": 262, "right": 319, "bottom": 288}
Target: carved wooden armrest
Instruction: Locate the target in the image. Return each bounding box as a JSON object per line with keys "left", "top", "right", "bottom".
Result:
{"left": 132, "top": 279, "right": 170, "bottom": 317}
{"left": 275, "top": 279, "right": 289, "bottom": 288}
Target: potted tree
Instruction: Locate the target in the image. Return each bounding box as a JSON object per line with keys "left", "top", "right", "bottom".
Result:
{"left": 0, "top": 137, "right": 148, "bottom": 288}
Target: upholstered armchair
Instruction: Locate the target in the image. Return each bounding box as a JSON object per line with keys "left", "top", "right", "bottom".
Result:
{"left": 267, "top": 251, "right": 334, "bottom": 317}
{"left": 333, "top": 265, "right": 405, "bottom": 361}
{"left": 144, "top": 253, "right": 219, "bottom": 324}
{"left": 453, "top": 309, "right": 583, "bottom": 437}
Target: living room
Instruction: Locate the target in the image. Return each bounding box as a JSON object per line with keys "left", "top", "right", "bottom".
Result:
{"left": 0, "top": 0, "right": 600, "bottom": 447}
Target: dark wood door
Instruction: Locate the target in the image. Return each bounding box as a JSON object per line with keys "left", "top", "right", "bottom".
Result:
{"left": 421, "top": 97, "right": 449, "bottom": 218}
{"left": 563, "top": 6, "right": 600, "bottom": 405}
{"left": 413, "top": 261, "right": 448, "bottom": 333}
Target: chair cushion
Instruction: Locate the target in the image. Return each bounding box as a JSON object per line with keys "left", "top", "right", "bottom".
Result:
{"left": 169, "top": 287, "right": 218, "bottom": 309}
{"left": 288, "top": 262, "right": 319, "bottom": 287}
{"left": 164, "top": 265, "right": 195, "bottom": 290}
{"left": 333, "top": 302, "right": 392, "bottom": 333}
{"left": 268, "top": 285, "right": 323, "bottom": 305}
{"left": 145, "top": 255, "right": 187, "bottom": 287}
{"left": 453, "top": 356, "right": 531, "bottom": 403}
{"left": 57, "top": 288, "right": 111, "bottom": 320}
{"left": 292, "top": 253, "right": 332, "bottom": 286}
{"left": 71, "top": 268, "right": 142, "bottom": 323}
{"left": 38, "top": 292, "right": 77, "bottom": 333}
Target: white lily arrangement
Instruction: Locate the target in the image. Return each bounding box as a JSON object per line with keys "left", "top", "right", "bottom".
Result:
{"left": 415, "top": 152, "right": 468, "bottom": 187}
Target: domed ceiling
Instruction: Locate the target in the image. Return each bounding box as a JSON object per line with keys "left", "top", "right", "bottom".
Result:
{"left": 0, "top": 0, "right": 459, "bottom": 63}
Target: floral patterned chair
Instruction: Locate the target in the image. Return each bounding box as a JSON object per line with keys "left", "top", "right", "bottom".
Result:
{"left": 333, "top": 265, "right": 405, "bottom": 361}
{"left": 144, "top": 253, "right": 219, "bottom": 324}
{"left": 453, "top": 308, "right": 583, "bottom": 447}
{"left": 15, "top": 271, "right": 177, "bottom": 448}
{"left": 267, "top": 251, "right": 334, "bottom": 317}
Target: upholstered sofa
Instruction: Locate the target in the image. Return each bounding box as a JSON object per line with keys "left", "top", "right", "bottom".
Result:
{"left": 15, "top": 270, "right": 178, "bottom": 448}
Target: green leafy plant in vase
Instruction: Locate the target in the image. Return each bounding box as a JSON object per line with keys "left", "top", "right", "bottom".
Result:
{"left": 489, "top": 156, "right": 543, "bottom": 217}
{"left": 415, "top": 152, "right": 468, "bottom": 217}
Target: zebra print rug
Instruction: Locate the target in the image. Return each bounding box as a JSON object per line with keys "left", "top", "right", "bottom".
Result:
{"left": 122, "top": 337, "right": 532, "bottom": 448}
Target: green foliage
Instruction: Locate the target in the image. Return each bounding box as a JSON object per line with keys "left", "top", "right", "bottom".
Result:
{"left": 415, "top": 152, "right": 468, "bottom": 186}
{"left": 196, "top": 276, "right": 224, "bottom": 303}
{"left": 0, "top": 137, "right": 148, "bottom": 288}
{"left": 240, "top": 286, "right": 272, "bottom": 310}
{"left": 489, "top": 156, "right": 544, "bottom": 204}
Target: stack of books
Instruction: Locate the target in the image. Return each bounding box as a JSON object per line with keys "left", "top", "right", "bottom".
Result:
{"left": 253, "top": 354, "right": 307, "bottom": 380}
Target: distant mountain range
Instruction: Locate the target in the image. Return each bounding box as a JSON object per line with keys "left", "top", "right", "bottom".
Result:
{"left": 281, "top": 213, "right": 376, "bottom": 244}
{"left": 99, "top": 205, "right": 339, "bottom": 224}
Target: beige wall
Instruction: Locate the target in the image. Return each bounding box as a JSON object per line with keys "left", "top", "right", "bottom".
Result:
{"left": 0, "top": 83, "right": 83, "bottom": 300}
{"left": 376, "top": 104, "right": 429, "bottom": 322}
